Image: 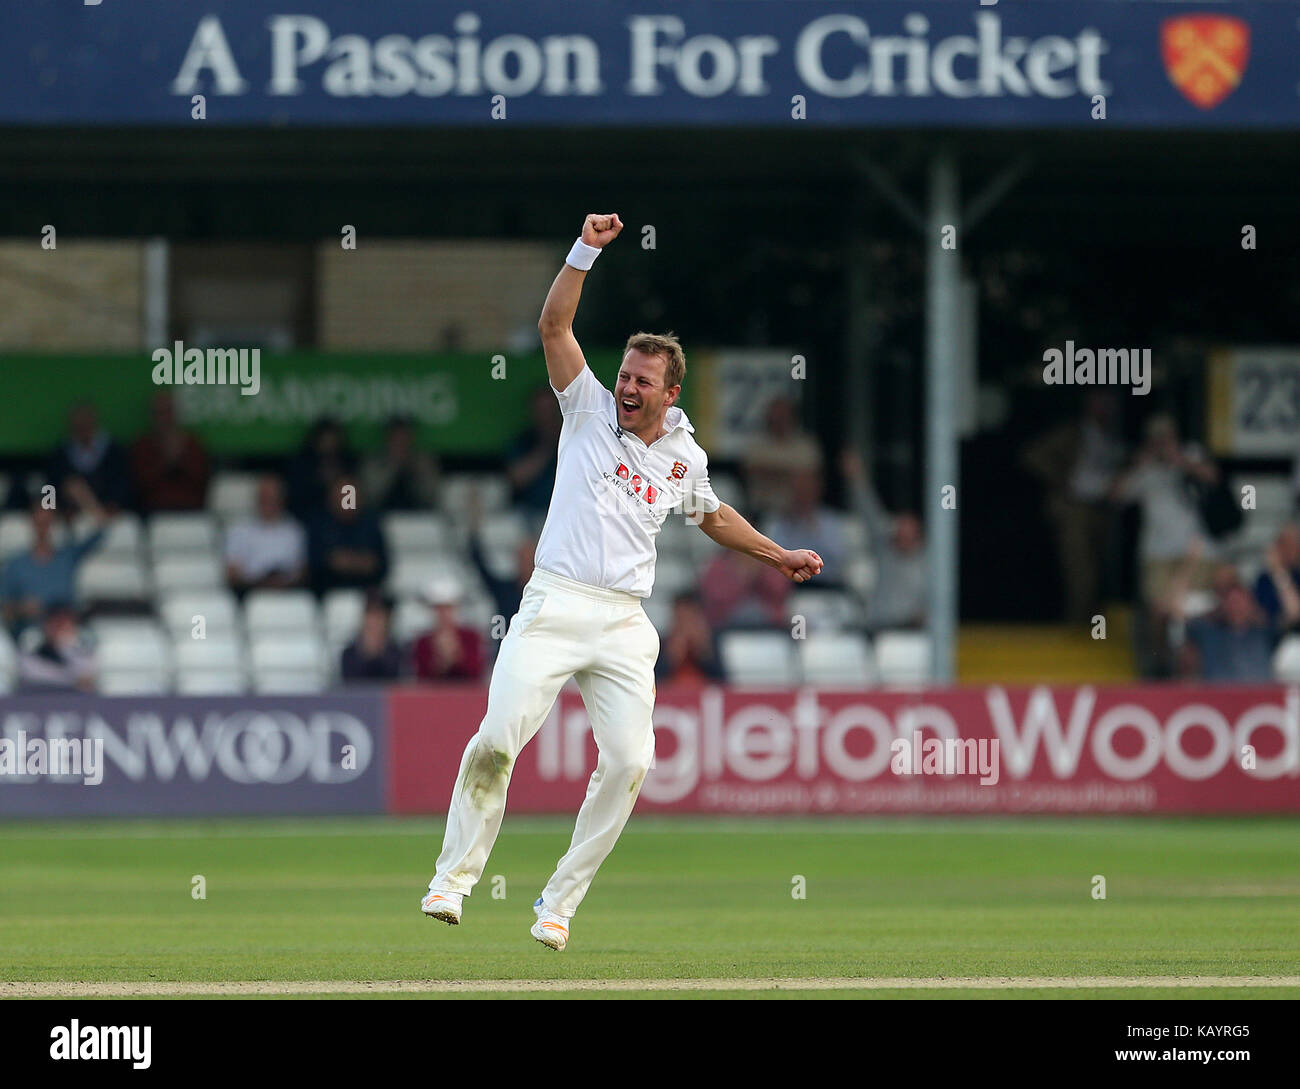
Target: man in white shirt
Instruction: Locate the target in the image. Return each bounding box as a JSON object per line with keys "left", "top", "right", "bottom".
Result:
{"left": 223, "top": 475, "right": 307, "bottom": 592}
{"left": 422, "top": 213, "right": 824, "bottom": 950}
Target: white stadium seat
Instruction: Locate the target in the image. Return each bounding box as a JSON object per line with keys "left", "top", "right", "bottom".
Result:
{"left": 95, "top": 623, "right": 172, "bottom": 693}
{"left": 478, "top": 510, "right": 529, "bottom": 552}
{"left": 208, "top": 472, "right": 261, "bottom": 520}
{"left": 875, "top": 631, "right": 933, "bottom": 685}
{"left": 323, "top": 588, "right": 366, "bottom": 649}
{"left": 1272, "top": 635, "right": 1300, "bottom": 682}
{"left": 77, "top": 512, "right": 143, "bottom": 559}
{"left": 152, "top": 554, "right": 223, "bottom": 594}
{"left": 0, "top": 626, "right": 16, "bottom": 694}
{"left": 387, "top": 554, "right": 480, "bottom": 599}
{"left": 249, "top": 634, "right": 328, "bottom": 693}
{"left": 77, "top": 556, "right": 150, "bottom": 602}
{"left": 393, "top": 597, "right": 433, "bottom": 644}
{"left": 382, "top": 512, "right": 454, "bottom": 556}
{"left": 176, "top": 669, "right": 249, "bottom": 696}
{"left": 798, "top": 632, "right": 877, "bottom": 687}
{"left": 148, "top": 512, "right": 220, "bottom": 555}
{"left": 440, "top": 474, "right": 510, "bottom": 520}
{"left": 244, "top": 589, "right": 320, "bottom": 635}
{"left": 719, "top": 631, "right": 798, "bottom": 686}
{"left": 159, "top": 590, "right": 240, "bottom": 638}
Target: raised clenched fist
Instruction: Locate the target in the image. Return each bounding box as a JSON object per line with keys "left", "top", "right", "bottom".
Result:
{"left": 582, "top": 213, "right": 624, "bottom": 249}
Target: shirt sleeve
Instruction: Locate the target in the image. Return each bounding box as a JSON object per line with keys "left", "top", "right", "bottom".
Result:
{"left": 689, "top": 451, "right": 722, "bottom": 516}
{"left": 552, "top": 365, "right": 613, "bottom": 417}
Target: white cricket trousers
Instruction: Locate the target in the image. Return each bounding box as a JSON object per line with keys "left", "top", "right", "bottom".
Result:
{"left": 432, "top": 567, "right": 659, "bottom": 917}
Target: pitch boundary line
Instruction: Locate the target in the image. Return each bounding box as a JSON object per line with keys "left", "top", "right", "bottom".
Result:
{"left": 6, "top": 976, "right": 1300, "bottom": 997}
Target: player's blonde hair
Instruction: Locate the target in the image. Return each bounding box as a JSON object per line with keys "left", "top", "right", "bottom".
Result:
{"left": 624, "top": 332, "right": 686, "bottom": 390}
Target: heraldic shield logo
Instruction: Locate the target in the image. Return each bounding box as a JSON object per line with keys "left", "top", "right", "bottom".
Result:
{"left": 1161, "top": 15, "right": 1250, "bottom": 109}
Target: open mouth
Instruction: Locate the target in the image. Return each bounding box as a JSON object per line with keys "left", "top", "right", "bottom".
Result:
{"left": 620, "top": 398, "right": 639, "bottom": 413}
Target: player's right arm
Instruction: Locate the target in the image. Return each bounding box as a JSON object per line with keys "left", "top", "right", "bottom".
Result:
{"left": 538, "top": 213, "right": 623, "bottom": 393}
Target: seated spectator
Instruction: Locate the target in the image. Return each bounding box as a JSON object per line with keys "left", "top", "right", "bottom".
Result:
{"left": 340, "top": 591, "right": 403, "bottom": 681}
{"left": 360, "top": 415, "right": 441, "bottom": 512}
{"left": 742, "top": 396, "right": 823, "bottom": 519}
{"left": 842, "top": 449, "right": 927, "bottom": 630}
{"left": 506, "top": 386, "right": 562, "bottom": 528}
{"left": 130, "top": 390, "right": 211, "bottom": 512}
{"left": 45, "top": 402, "right": 131, "bottom": 513}
{"left": 1253, "top": 524, "right": 1300, "bottom": 633}
{"left": 762, "top": 467, "right": 847, "bottom": 584}
{"left": 656, "top": 592, "right": 725, "bottom": 685}
{"left": 224, "top": 475, "right": 307, "bottom": 593}
{"left": 1179, "top": 582, "right": 1275, "bottom": 683}
{"left": 412, "top": 581, "right": 485, "bottom": 682}
{"left": 1, "top": 478, "right": 108, "bottom": 634}
{"left": 699, "top": 548, "right": 790, "bottom": 631}
{"left": 307, "top": 475, "right": 389, "bottom": 595}
{"left": 17, "top": 605, "right": 95, "bottom": 692}
{"left": 287, "top": 418, "right": 358, "bottom": 521}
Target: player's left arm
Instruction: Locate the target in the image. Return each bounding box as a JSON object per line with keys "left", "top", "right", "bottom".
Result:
{"left": 696, "top": 502, "right": 824, "bottom": 583}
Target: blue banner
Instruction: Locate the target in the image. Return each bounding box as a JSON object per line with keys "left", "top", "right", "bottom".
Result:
{"left": 9, "top": 1, "right": 1298, "bottom": 128}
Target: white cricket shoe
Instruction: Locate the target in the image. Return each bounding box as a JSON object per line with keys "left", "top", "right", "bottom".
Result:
{"left": 531, "top": 897, "right": 570, "bottom": 951}
{"left": 421, "top": 888, "right": 463, "bottom": 925}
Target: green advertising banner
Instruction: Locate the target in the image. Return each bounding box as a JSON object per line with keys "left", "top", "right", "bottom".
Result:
{"left": 0, "top": 350, "right": 687, "bottom": 456}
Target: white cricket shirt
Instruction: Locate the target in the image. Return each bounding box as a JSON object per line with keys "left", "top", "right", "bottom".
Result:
{"left": 532, "top": 364, "right": 720, "bottom": 597}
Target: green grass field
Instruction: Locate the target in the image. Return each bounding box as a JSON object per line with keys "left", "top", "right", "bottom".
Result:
{"left": 2, "top": 815, "right": 1298, "bottom": 999}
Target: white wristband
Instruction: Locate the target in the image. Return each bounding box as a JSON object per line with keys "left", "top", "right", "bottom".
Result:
{"left": 566, "top": 237, "right": 602, "bottom": 271}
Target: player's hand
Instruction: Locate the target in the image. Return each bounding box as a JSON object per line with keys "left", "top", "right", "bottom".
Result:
{"left": 582, "top": 213, "right": 624, "bottom": 248}
{"left": 778, "top": 548, "right": 823, "bottom": 583}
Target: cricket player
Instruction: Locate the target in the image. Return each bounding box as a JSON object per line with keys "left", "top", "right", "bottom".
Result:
{"left": 422, "top": 213, "right": 824, "bottom": 950}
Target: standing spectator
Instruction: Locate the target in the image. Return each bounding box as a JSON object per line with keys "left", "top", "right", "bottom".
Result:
{"left": 742, "top": 396, "right": 823, "bottom": 519}
{"left": 1021, "top": 391, "right": 1127, "bottom": 624}
{"left": 699, "top": 548, "right": 790, "bottom": 631}
{"left": 129, "top": 390, "right": 212, "bottom": 512}
{"left": 762, "top": 467, "right": 848, "bottom": 584}
{"left": 45, "top": 402, "right": 131, "bottom": 513}
{"left": 360, "top": 414, "right": 441, "bottom": 512}
{"left": 505, "top": 386, "right": 562, "bottom": 528}
{"left": 340, "top": 591, "right": 404, "bottom": 681}
{"left": 841, "top": 449, "right": 927, "bottom": 630}
{"left": 1111, "top": 414, "right": 1219, "bottom": 675}
{"left": 17, "top": 605, "right": 95, "bottom": 692}
{"left": 307, "top": 474, "right": 389, "bottom": 594}
{"left": 655, "top": 592, "right": 725, "bottom": 685}
{"left": 1253, "top": 524, "right": 1300, "bottom": 633}
{"left": 287, "top": 418, "right": 358, "bottom": 521}
{"left": 224, "top": 475, "right": 307, "bottom": 593}
{"left": 1, "top": 478, "right": 108, "bottom": 634}
{"left": 412, "top": 581, "right": 485, "bottom": 682}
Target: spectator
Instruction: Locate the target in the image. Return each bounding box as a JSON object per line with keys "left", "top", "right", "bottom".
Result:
{"left": 307, "top": 474, "right": 389, "bottom": 595}
{"left": 1112, "top": 414, "right": 1219, "bottom": 611}
{"left": 1111, "top": 414, "right": 1219, "bottom": 675}
{"left": 1253, "top": 524, "right": 1300, "bottom": 633}
{"left": 45, "top": 402, "right": 131, "bottom": 513}
{"left": 699, "top": 548, "right": 790, "bottom": 631}
{"left": 742, "top": 396, "right": 823, "bottom": 519}
{"left": 762, "top": 466, "right": 848, "bottom": 584}
{"left": 1179, "top": 581, "right": 1275, "bottom": 683}
{"left": 17, "top": 605, "right": 95, "bottom": 692}
{"left": 360, "top": 415, "right": 441, "bottom": 512}
{"left": 412, "top": 581, "right": 485, "bottom": 682}
{"left": 1, "top": 478, "right": 108, "bottom": 634}
{"left": 505, "top": 386, "right": 562, "bottom": 527}
{"left": 129, "top": 390, "right": 211, "bottom": 512}
{"left": 656, "top": 592, "right": 725, "bottom": 685}
{"left": 340, "top": 591, "right": 404, "bottom": 681}
{"left": 287, "top": 418, "right": 358, "bottom": 521}
{"left": 842, "top": 449, "right": 927, "bottom": 630}
{"left": 1021, "top": 391, "right": 1126, "bottom": 624}
{"left": 224, "top": 475, "right": 307, "bottom": 593}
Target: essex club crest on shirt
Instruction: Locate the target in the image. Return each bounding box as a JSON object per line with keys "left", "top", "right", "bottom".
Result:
{"left": 669, "top": 460, "right": 688, "bottom": 481}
